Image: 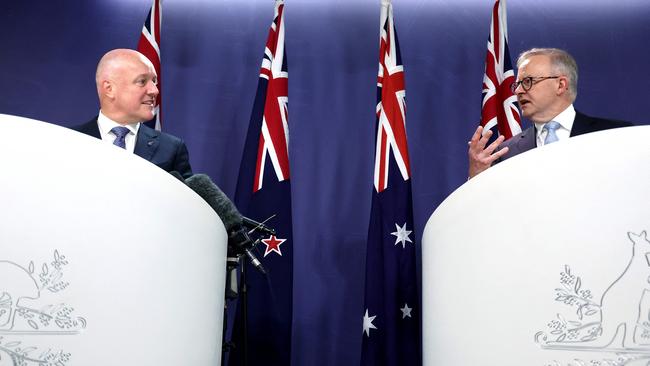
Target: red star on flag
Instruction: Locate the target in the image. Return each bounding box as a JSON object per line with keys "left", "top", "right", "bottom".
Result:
{"left": 261, "top": 235, "right": 286, "bottom": 257}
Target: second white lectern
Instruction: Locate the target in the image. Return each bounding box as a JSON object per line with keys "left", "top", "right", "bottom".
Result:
{"left": 423, "top": 126, "right": 650, "bottom": 366}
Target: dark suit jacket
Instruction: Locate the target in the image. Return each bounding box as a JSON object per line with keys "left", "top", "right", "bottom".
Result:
{"left": 495, "top": 111, "right": 632, "bottom": 163}
{"left": 72, "top": 118, "right": 193, "bottom": 179}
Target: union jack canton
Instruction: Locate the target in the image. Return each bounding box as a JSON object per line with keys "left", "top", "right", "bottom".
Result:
{"left": 137, "top": 0, "right": 162, "bottom": 131}
{"left": 480, "top": 0, "right": 520, "bottom": 140}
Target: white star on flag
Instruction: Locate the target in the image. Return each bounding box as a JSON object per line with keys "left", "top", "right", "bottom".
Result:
{"left": 363, "top": 309, "right": 377, "bottom": 337}
{"left": 400, "top": 303, "right": 412, "bottom": 319}
{"left": 391, "top": 222, "right": 413, "bottom": 248}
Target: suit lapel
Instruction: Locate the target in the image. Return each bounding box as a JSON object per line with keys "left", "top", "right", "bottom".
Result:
{"left": 78, "top": 118, "right": 102, "bottom": 138}
{"left": 134, "top": 125, "right": 159, "bottom": 161}
{"left": 515, "top": 126, "right": 536, "bottom": 155}
{"left": 569, "top": 111, "right": 592, "bottom": 137}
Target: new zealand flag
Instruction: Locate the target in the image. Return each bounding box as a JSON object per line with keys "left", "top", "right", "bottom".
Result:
{"left": 230, "top": 1, "right": 292, "bottom": 366}
{"left": 361, "top": 1, "right": 420, "bottom": 365}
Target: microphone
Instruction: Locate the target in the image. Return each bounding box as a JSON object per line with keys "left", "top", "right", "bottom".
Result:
{"left": 184, "top": 174, "right": 242, "bottom": 230}
{"left": 184, "top": 174, "right": 267, "bottom": 275}
{"left": 242, "top": 217, "right": 275, "bottom": 236}
{"left": 174, "top": 173, "right": 275, "bottom": 236}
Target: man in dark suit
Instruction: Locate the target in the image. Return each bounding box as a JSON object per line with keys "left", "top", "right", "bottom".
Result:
{"left": 72, "top": 49, "right": 192, "bottom": 178}
{"left": 468, "top": 48, "right": 631, "bottom": 178}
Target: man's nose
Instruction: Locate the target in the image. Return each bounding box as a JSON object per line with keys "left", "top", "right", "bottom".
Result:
{"left": 148, "top": 82, "right": 159, "bottom": 96}
{"left": 514, "top": 82, "right": 525, "bottom": 94}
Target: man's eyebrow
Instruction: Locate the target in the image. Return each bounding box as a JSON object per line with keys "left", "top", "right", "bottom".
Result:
{"left": 133, "top": 73, "right": 155, "bottom": 81}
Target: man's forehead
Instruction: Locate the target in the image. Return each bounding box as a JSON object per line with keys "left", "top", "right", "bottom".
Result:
{"left": 122, "top": 58, "right": 157, "bottom": 77}
{"left": 136, "top": 54, "right": 156, "bottom": 70}
{"left": 518, "top": 55, "right": 550, "bottom": 75}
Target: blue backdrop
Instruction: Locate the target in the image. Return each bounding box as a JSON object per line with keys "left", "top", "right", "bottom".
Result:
{"left": 1, "top": 0, "right": 648, "bottom": 365}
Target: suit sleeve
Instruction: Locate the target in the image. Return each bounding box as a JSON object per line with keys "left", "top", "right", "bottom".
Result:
{"left": 174, "top": 141, "right": 193, "bottom": 179}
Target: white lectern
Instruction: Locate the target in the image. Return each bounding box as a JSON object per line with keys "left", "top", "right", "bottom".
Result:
{"left": 0, "top": 115, "right": 227, "bottom": 366}
{"left": 423, "top": 126, "right": 650, "bottom": 366}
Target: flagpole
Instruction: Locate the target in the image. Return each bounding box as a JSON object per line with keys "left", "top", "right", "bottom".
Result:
{"left": 241, "top": 260, "right": 249, "bottom": 366}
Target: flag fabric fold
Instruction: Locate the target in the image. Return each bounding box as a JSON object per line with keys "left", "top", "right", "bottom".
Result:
{"left": 361, "top": 1, "right": 420, "bottom": 365}
{"left": 480, "top": 0, "right": 520, "bottom": 139}
{"left": 230, "top": 1, "right": 292, "bottom": 365}
{"left": 137, "top": 0, "right": 162, "bottom": 131}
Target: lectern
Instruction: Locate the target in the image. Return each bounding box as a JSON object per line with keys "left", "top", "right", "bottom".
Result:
{"left": 0, "top": 114, "right": 226, "bottom": 366}
{"left": 423, "top": 126, "right": 650, "bottom": 365}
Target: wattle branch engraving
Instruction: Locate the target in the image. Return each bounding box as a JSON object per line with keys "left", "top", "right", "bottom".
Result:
{"left": 0, "top": 250, "right": 86, "bottom": 333}
{"left": 0, "top": 336, "right": 70, "bottom": 366}
{"left": 543, "top": 265, "right": 601, "bottom": 342}
{"left": 0, "top": 250, "right": 85, "bottom": 366}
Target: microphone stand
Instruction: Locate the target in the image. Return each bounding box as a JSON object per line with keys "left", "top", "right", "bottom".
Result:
{"left": 239, "top": 237, "right": 264, "bottom": 366}
{"left": 222, "top": 256, "right": 239, "bottom": 366}
{"left": 224, "top": 233, "right": 267, "bottom": 366}
{"left": 240, "top": 257, "right": 249, "bottom": 366}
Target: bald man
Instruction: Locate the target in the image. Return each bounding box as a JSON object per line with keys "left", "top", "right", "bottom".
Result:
{"left": 72, "top": 49, "right": 192, "bottom": 178}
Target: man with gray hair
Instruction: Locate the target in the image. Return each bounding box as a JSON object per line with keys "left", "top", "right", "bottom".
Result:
{"left": 468, "top": 48, "right": 631, "bottom": 178}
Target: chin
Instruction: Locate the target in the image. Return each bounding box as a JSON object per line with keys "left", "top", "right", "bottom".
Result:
{"left": 521, "top": 110, "right": 535, "bottom": 120}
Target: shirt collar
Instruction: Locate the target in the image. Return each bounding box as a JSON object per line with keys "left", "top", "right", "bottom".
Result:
{"left": 534, "top": 104, "right": 575, "bottom": 139}
{"left": 97, "top": 111, "right": 140, "bottom": 136}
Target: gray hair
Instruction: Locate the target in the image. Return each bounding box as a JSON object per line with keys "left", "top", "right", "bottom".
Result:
{"left": 517, "top": 48, "right": 578, "bottom": 101}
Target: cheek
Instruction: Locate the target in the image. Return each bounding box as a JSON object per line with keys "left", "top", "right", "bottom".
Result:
{"left": 538, "top": 92, "right": 556, "bottom": 106}
{"left": 124, "top": 92, "right": 143, "bottom": 106}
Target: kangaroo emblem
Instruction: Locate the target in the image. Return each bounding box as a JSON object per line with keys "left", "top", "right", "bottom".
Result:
{"left": 597, "top": 230, "right": 650, "bottom": 348}
{"left": 536, "top": 231, "right": 650, "bottom": 366}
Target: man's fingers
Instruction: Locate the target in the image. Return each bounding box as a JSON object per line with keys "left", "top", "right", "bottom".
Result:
{"left": 469, "top": 125, "right": 483, "bottom": 145}
{"left": 489, "top": 146, "right": 509, "bottom": 161}
{"left": 478, "top": 129, "right": 493, "bottom": 146}
{"left": 469, "top": 126, "right": 493, "bottom": 152}
{"left": 468, "top": 126, "right": 510, "bottom": 178}
{"left": 484, "top": 134, "right": 505, "bottom": 154}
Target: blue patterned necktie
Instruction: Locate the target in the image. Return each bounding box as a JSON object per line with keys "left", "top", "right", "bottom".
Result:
{"left": 543, "top": 121, "right": 561, "bottom": 145}
{"left": 110, "top": 126, "right": 130, "bottom": 149}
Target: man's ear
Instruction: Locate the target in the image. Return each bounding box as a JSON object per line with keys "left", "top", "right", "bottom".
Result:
{"left": 557, "top": 76, "right": 569, "bottom": 96}
{"left": 101, "top": 80, "right": 115, "bottom": 99}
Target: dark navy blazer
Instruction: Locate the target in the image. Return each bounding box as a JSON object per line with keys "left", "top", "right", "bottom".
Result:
{"left": 495, "top": 111, "right": 633, "bottom": 164}
{"left": 72, "top": 118, "right": 193, "bottom": 179}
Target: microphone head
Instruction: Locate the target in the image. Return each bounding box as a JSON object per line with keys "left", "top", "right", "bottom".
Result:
{"left": 184, "top": 174, "right": 243, "bottom": 231}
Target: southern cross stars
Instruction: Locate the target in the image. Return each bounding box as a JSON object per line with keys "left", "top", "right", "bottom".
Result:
{"left": 391, "top": 222, "right": 413, "bottom": 248}
{"left": 400, "top": 303, "right": 412, "bottom": 319}
{"left": 363, "top": 309, "right": 377, "bottom": 337}
{"left": 363, "top": 304, "right": 414, "bottom": 337}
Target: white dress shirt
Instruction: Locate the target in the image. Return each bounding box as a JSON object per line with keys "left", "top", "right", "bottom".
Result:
{"left": 534, "top": 104, "right": 576, "bottom": 147}
{"left": 97, "top": 111, "right": 141, "bottom": 153}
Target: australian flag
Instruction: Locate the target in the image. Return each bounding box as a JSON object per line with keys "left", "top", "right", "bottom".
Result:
{"left": 230, "top": 1, "right": 292, "bottom": 366}
{"left": 137, "top": 0, "right": 162, "bottom": 131}
{"left": 361, "top": 1, "right": 420, "bottom": 365}
{"left": 480, "top": 0, "right": 520, "bottom": 140}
